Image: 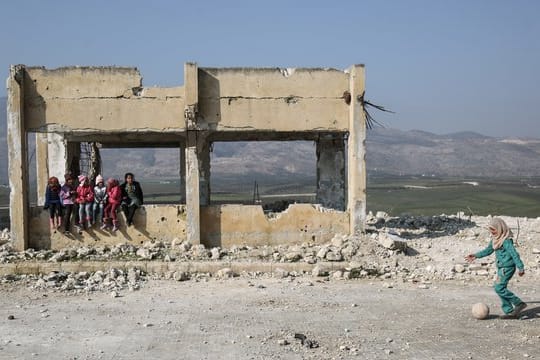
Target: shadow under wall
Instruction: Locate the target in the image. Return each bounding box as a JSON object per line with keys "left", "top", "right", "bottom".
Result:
{"left": 200, "top": 205, "right": 222, "bottom": 248}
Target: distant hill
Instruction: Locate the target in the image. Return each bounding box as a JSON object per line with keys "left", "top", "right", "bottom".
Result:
{"left": 1, "top": 96, "right": 540, "bottom": 188}
{"left": 366, "top": 128, "right": 540, "bottom": 178}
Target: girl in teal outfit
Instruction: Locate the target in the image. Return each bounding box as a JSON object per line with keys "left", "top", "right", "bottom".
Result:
{"left": 466, "top": 218, "right": 527, "bottom": 319}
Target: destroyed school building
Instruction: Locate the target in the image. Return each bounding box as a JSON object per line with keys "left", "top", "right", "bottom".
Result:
{"left": 7, "top": 63, "right": 368, "bottom": 251}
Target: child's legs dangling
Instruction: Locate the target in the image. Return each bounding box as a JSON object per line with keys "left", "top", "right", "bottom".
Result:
{"left": 78, "top": 204, "right": 85, "bottom": 227}
{"left": 56, "top": 204, "right": 63, "bottom": 229}
{"left": 494, "top": 267, "right": 523, "bottom": 314}
{"left": 48, "top": 207, "right": 56, "bottom": 230}
{"left": 111, "top": 203, "right": 120, "bottom": 231}
{"left": 85, "top": 203, "right": 93, "bottom": 226}
{"left": 63, "top": 204, "right": 73, "bottom": 232}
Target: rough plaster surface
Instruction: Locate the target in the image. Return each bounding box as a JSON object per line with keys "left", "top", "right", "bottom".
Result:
{"left": 28, "top": 205, "right": 188, "bottom": 250}
{"left": 201, "top": 204, "right": 348, "bottom": 248}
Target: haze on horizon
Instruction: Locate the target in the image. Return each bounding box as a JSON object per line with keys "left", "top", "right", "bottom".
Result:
{"left": 1, "top": 0, "right": 539, "bottom": 138}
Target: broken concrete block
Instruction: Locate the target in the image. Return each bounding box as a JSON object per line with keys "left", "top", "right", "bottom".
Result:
{"left": 378, "top": 233, "right": 408, "bottom": 251}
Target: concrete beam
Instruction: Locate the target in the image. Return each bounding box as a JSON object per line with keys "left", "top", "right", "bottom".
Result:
{"left": 197, "top": 67, "right": 350, "bottom": 132}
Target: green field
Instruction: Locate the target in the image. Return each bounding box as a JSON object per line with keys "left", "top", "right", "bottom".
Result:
{"left": 1, "top": 176, "right": 540, "bottom": 228}
{"left": 366, "top": 176, "right": 540, "bottom": 217}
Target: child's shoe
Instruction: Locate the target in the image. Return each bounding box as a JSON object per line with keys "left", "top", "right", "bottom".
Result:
{"left": 112, "top": 225, "right": 119, "bottom": 232}
{"left": 100, "top": 223, "right": 108, "bottom": 230}
{"left": 511, "top": 303, "right": 527, "bottom": 318}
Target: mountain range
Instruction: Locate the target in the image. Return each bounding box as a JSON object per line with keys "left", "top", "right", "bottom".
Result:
{"left": 2, "top": 96, "right": 540, "bottom": 186}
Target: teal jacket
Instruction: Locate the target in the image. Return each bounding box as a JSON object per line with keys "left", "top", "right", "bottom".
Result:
{"left": 475, "top": 238, "right": 524, "bottom": 271}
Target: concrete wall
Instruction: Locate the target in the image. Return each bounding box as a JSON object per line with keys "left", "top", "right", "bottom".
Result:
{"left": 28, "top": 205, "right": 188, "bottom": 249}
{"left": 200, "top": 204, "right": 349, "bottom": 248}
{"left": 22, "top": 67, "right": 185, "bottom": 134}
{"left": 198, "top": 67, "right": 350, "bottom": 132}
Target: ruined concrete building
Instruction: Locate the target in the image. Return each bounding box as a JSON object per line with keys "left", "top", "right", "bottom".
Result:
{"left": 7, "top": 63, "right": 367, "bottom": 251}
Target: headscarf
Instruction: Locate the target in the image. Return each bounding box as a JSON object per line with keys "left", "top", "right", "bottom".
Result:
{"left": 488, "top": 217, "right": 512, "bottom": 250}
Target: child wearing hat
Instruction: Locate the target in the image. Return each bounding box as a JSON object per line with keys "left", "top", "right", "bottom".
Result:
{"left": 92, "top": 175, "right": 107, "bottom": 227}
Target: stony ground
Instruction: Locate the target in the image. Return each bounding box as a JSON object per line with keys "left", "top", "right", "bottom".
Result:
{"left": 0, "top": 214, "right": 539, "bottom": 359}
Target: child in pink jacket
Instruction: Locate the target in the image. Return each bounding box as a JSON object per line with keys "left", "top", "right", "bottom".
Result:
{"left": 102, "top": 178, "right": 122, "bottom": 232}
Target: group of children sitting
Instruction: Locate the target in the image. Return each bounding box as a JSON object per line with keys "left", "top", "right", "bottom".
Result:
{"left": 43, "top": 172, "right": 144, "bottom": 235}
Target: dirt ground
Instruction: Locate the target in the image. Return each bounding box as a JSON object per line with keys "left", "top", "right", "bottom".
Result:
{"left": 1, "top": 275, "right": 538, "bottom": 360}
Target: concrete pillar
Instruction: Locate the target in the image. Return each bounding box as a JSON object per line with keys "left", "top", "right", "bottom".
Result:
{"left": 35, "top": 133, "right": 49, "bottom": 205}
{"left": 347, "top": 65, "right": 367, "bottom": 234}
{"left": 198, "top": 139, "right": 211, "bottom": 206}
{"left": 316, "top": 134, "right": 346, "bottom": 211}
{"left": 7, "top": 65, "right": 29, "bottom": 250}
{"left": 179, "top": 142, "right": 186, "bottom": 203}
{"left": 184, "top": 62, "right": 200, "bottom": 244}
{"left": 35, "top": 132, "right": 67, "bottom": 204}
{"left": 48, "top": 133, "right": 69, "bottom": 180}
{"left": 185, "top": 132, "right": 200, "bottom": 245}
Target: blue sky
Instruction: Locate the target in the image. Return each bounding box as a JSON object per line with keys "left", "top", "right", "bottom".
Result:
{"left": 1, "top": 0, "right": 539, "bottom": 137}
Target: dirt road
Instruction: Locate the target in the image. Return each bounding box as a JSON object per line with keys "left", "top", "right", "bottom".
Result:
{"left": 1, "top": 276, "right": 538, "bottom": 360}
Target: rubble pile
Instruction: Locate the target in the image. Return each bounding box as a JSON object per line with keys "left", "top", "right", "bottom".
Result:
{"left": 1, "top": 267, "right": 146, "bottom": 294}
{"left": 0, "top": 214, "right": 539, "bottom": 293}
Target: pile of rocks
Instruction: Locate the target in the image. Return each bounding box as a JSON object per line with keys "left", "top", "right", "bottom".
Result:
{"left": 1, "top": 214, "right": 539, "bottom": 293}
{"left": 1, "top": 267, "right": 146, "bottom": 295}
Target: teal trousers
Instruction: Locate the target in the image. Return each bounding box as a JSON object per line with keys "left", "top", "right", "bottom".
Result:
{"left": 494, "top": 266, "right": 523, "bottom": 314}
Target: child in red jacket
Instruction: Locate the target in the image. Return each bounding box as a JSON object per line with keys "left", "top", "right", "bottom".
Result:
{"left": 102, "top": 178, "right": 122, "bottom": 232}
{"left": 76, "top": 175, "right": 94, "bottom": 232}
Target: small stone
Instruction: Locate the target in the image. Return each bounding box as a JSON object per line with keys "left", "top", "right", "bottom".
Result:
{"left": 110, "top": 291, "right": 118, "bottom": 298}
{"left": 277, "top": 339, "right": 289, "bottom": 346}
{"left": 210, "top": 248, "right": 221, "bottom": 260}
{"left": 7, "top": 315, "right": 15, "bottom": 320}
{"left": 173, "top": 271, "right": 190, "bottom": 281}
{"left": 312, "top": 265, "right": 329, "bottom": 277}
{"left": 274, "top": 268, "right": 289, "bottom": 278}
{"left": 216, "top": 268, "right": 235, "bottom": 278}
{"left": 143, "top": 323, "right": 153, "bottom": 327}
{"left": 136, "top": 248, "right": 153, "bottom": 260}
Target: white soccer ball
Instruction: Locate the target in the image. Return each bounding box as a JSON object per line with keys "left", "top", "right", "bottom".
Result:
{"left": 471, "top": 302, "right": 490, "bottom": 320}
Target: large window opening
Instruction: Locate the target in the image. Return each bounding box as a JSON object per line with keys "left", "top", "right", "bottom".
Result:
{"left": 210, "top": 141, "right": 316, "bottom": 212}
{"left": 99, "top": 146, "right": 182, "bottom": 204}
